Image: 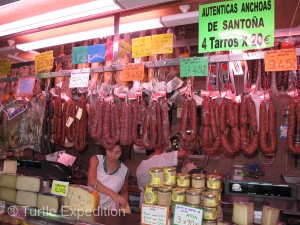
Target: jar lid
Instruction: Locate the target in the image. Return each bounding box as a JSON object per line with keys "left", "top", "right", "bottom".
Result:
{"left": 172, "top": 188, "right": 186, "bottom": 194}
{"left": 203, "top": 191, "right": 218, "bottom": 198}
{"left": 149, "top": 167, "right": 163, "bottom": 172}
{"left": 177, "top": 173, "right": 190, "bottom": 178}
{"left": 163, "top": 166, "right": 176, "bottom": 171}
{"left": 186, "top": 189, "right": 201, "bottom": 195}
{"left": 207, "top": 175, "right": 221, "bottom": 180}
{"left": 191, "top": 174, "right": 206, "bottom": 180}
{"left": 158, "top": 186, "right": 172, "bottom": 192}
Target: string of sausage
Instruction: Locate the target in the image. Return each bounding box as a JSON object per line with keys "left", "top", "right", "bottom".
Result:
{"left": 102, "top": 103, "right": 120, "bottom": 149}
{"left": 287, "top": 99, "right": 300, "bottom": 154}
{"left": 73, "top": 96, "right": 87, "bottom": 151}
{"left": 66, "top": 100, "right": 76, "bottom": 142}
{"left": 60, "top": 100, "right": 67, "bottom": 145}
{"left": 219, "top": 99, "right": 240, "bottom": 155}
{"left": 142, "top": 103, "right": 157, "bottom": 150}
{"left": 132, "top": 100, "right": 146, "bottom": 147}
{"left": 53, "top": 98, "right": 62, "bottom": 143}
{"left": 239, "top": 96, "right": 259, "bottom": 155}
{"left": 161, "top": 99, "right": 170, "bottom": 148}
{"left": 259, "top": 101, "right": 277, "bottom": 156}
{"left": 90, "top": 98, "right": 103, "bottom": 143}
{"left": 201, "top": 98, "right": 220, "bottom": 155}
{"left": 120, "top": 101, "right": 133, "bottom": 146}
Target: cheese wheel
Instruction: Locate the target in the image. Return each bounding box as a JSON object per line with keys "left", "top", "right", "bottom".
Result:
{"left": 16, "top": 191, "right": 38, "bottom": 208}
{"left": 37, "top": 193, "right": 61, "bottom": 214}
{"left": 0, "top": 187, "right": 16, "bottom": 203}
{"left": 232, "top": 202, "right": 254, "bottom": 225}
{"left": 0, "top": 174, "right": 17, "bottom": 189}
{"left": 62, "top": 185, "right": 100, "bottom": 212}
{"left": 16, "top": 176, "right": 41, "bottom": 192}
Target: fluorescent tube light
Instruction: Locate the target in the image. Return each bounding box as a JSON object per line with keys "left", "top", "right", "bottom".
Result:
{"left": 114, "top": 0, "right": 175, "bottom": 9}
{"left": 16, "top": 18, "right": 163, "bottom": 51}
{"left": 7, "top": 54, "right": 28, "bottom": 63}
{"left": 0, "top": 0, "right": 120, "bottom": 37}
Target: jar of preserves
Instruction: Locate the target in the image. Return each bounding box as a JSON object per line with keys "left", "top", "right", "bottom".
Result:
{"left": 203, "top": 191, "right": 219, "bottom": 207}
{"left": 206, "top": 175, "right": 222, "bottom": 190}
{"left": 203, "top": 220, "right": 217, "bottom": 225}
{"left": 149, "top": 167, "right": 164, "bottom": 187}
{"left": 203, "top": 206, "right": 218, "bottom": 221}
{"left": 191, "top": 174, "right": 206, "bottom": 189}
{"left": 163, "top": 166, "right": 177, "bottom": 186}
{"left": 177, "top": 173, "right": 190, "bottom": 188}
{"left": 172, "top": 188, "right": 186, "bottom": 203}
{"left": 186, "top": 188, "right": 201, "bottom": 205}
{"left": 157, "top": 186, "right": 172, "bottom": 207}
{"left": 144, "top": 184, "right": 158, "bottom": 205}
{"left": 209, "top": 189, "right": 222, "bottom": 203}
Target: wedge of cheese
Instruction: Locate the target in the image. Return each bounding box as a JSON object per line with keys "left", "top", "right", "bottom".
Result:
{"left": 0, "top": 174, "right": 17, "bottom": 189}
{"left": 62, "top": 185, "right": 99, "bottom": 212}
{"left": 0, "top": 187, "right": 16, "bottom": 203}
{"left": 261, "top": 205, "right": 280, "bottom": 225}
{"left": 37, "top": 193, "right": 61, "bottom": 214}
{"left": 3, "top": 160, "right": 17, "bottom": 174}
{"left": 16, "top": 176, "right": 41, "bottom": 192}
{"left": 16, "top": 191, "right": 37, "bottom": 208}
{"left": 232, "top": 202, "right": 254, "bottom": 225}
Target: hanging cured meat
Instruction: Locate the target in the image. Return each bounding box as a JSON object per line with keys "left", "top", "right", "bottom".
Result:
{"left": 287, "top": 99, "right": 300, "bottom": 154}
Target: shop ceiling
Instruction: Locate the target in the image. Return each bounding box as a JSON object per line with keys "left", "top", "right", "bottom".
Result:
{"left": 0, "top": 0, "right": 299, "bottom": 62}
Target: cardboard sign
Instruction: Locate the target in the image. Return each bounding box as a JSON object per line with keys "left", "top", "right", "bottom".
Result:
{"left": 88, "top": 44, "right": 105, "bottom": 63}
{"left": 17, "top": 76, "right": 36, "bottom": 97}
{"left": 0, "top": 59, "right": 11, "bottom": 75}
{"left": 180, "top": 57, "right": 208, "bottom": 77}
{"left": 122, "top": 63, "right": 144, "bottom": 81}
{"left": 51, "top": 180, "right": 69, "bottom": 196}
{"left": 69, "top": 68, "right": 90, "bottom": 88}
{"left": 264, "top": 49, "right": 297, "bottom": 71}
{"left": 141, "top": 204, "right": 169, "bottom": 225}
{"left": 151, "top": 33, "right": 173, "bottom": 55}
{"left": 173, "top": 204, "right": 203, "bottom": 225}
{"left": 72, "top": 46, "right": 88, "bottom": 64}
{"left": 35, "top": 50, "right": 54, "bottom": 72}
{"left": 132, "top": 36, "right": 152, "bottom": 58}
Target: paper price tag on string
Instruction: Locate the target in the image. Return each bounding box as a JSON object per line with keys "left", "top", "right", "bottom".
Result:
{"left": 264, "top": 49, "right": 297, "bottom": 71}
{"left": 132, "top": 36, "right": 152, "bottom": 58}
{"left": 180, "top": 57, "right": 208, "bottom": 77}
{"left": 51, "top": 180, "right": 69, "bottom": 196}
{"left": 75, "top": 107, "right": 83, "bottom": 120}
{"left": 69, "top": 68, "right": 90, "bottom": 88}
{"left": 66, "top": 117, "right": 74, "bottom": 127}
{"left": 151, "top": 33, "right": 173, "bottom": 55}
{"left": 35, "top": 50, "right": 54, "bottom": 72}
{"left": 122, "top": 63, "right": 144, "bottom": 81}
{"left": 173, "top": 204, "right": 203, "bottom": 225}
{"left": 0, "top": 59, "right": 11, "bottom": 75}
{"left": 141, "top": 204, "right": 169, "bottom": 225}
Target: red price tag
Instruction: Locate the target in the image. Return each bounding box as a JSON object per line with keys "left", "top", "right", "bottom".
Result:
{"left": 264, "top": 49, "right": 297, "bottom": 71}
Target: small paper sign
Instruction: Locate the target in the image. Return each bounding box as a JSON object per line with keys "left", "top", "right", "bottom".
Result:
{"left": 0, "top": 59, "right": 11, "bottom": 75}
{"left": 264, "top": 49, "right": 297, "bottom": 71}
{"left": 173, "top": 204, "right": 203, "bottom": 225}
{"left": 69, "top": 68, "right": 90, "bottom": 88}
{"left": 17, "top": 76, "right": 36, "bottom": 96}
{"left": 3, "top": 100, "right": 27, "bottom": 120}
{"left": 88, "top": 44, "right": 105, "bottom": 63}
{"left": 132, "top": 36, "right": 152, "bottom": 58}
{"left": 122, "top": 63, "right": 144, "bottom": 81}
{"left": 51, "top": 180, "right": 69, "bottom": 196}
{"left": 72, "top": 46, "right": 88, "bottom": 64}
{"left": 151, "top": 33, "right": 173, "bottom": 55}
{"left": 35, "top": 50, "right": 54, "bottom": 72}
{"left": 141, "top": 204, "right": 169, "bottom": 225}
{"left": 180, "top": 57, "right": 208, "bottom": 77}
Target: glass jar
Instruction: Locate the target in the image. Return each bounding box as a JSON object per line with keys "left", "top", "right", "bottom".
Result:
{"left": 163, "top": 166, "right": 177, "bottom": 186}
{"left": 144, "top": 184, "right": 158, "bottom": 205}
{"left": 191, "top": 174, "right": 206, "bottom": 189}
{"left": 176, "top": 173, "right": 190, "bottom": 188}
{"left": 157, "top": 186, "right": 172, "bottom": 207}
{"left": 203, "top": 191, "right": 219, "bottom": 207}
{"left": 186, "top": 188, "right": 201, "bottom": 205}
{"left": 203, "top": 206, "right": 218, "bottom": 221}
{"left": 206, "top": 175, "right": 222, "bottom": 190}
{"left": 149, "top": 167, "right": 164, "bottom": 187}
{"left": 203, "top": 220, "right": 217, "bottom": 225}
{"left": 209, "top": 189, "right": 222, "bottom": 204}
{"left": 172, "top": 188, "right": 186, "bottom": 203}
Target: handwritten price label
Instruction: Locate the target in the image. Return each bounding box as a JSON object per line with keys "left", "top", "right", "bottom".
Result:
{"left": 35, "top": 50, "right": 54, "bottom": 72}
{"left": 51, "top": 180, "right": 69, "bottom": 196}
{"left": 132, "top": 36, "right": 152, "bottom": 58}
{"left": 180, "top": 57, "right": 208, "bottom": 77}
{"left": 264, "top": 49, "right": 297, "bottom": 71}
{"left": 151, "top": 33, "right": 173, "bottom": 55}
{"left": 0, "top": 59, "right": 11, "bottom": 75}
{"left": 69, "top": 68, "right": 90, "bottom": 88}
{"left": 173, "top": 204, "right": 203, "bottom": 225}
{"left": 141, "top": 204, "right": 169, "bottom": 225}
{"left": 122, "top": 63, "right": 144, "bottom": 81}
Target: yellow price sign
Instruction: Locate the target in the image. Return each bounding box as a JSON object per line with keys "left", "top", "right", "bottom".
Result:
{"left": 51, "top": 180, "right": 69, "bottom": 196}
{"left": 151, "top": 33, "right": 173, "bottom": 55}
{"left": 0, "top": 59, "right": 11, "bottom": 75}
{"left": 264, "top": 49, "right": 297, "bottom": 72}
{"left": 35, "top": 50, "right": 54, "bottom": 72}
{"left": 122, "top": 63, "right": 144, "bottom": 81}
{"left": 132, "top": 36, "right": 151, "bottom": 58}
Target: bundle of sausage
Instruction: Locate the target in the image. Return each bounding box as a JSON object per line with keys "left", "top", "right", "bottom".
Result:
{"left": 287, "top": 99, "right": 300, "bottom": 154}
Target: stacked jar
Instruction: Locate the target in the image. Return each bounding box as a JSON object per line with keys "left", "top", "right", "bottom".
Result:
{"left": 203, "top": 175, "right": 223, "bottom": 223}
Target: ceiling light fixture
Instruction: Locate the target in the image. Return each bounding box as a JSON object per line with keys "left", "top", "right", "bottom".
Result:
{"left": 0, "top": 0, "right": 120, "bottom": 37}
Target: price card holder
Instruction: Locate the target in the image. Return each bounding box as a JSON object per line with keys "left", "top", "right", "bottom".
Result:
{"left": 141, "top": 204, "right": 169, "bottom": 225}
{"left": 132, "top": 36, "right": 152, "bottom": 58}
{"left": 51, "top": 180, "right": 69, "bottom": 197}
{"left": 122, "top": 63, "right": 144, "bottom": 81}
{"left": 264, "top": 49, "right": 297, "bottom": 71}
{"left": 17, "top": 76, "right": 36, "bottom": 97}
{"left": 180, "top": 57, "right": 208, "bottom": 77}
{"left": 35, "top": 50, "right": 54, "bottom": 72}
{"left": 69, "top": 68, "right": 90, "bottom": 88}
{"left": 173, "top": 204, "right": 203, "bottom": 225}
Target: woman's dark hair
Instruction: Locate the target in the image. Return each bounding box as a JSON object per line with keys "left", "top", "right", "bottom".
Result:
{"left": 103, "top": 144, "right": 131, "bottom": 162}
